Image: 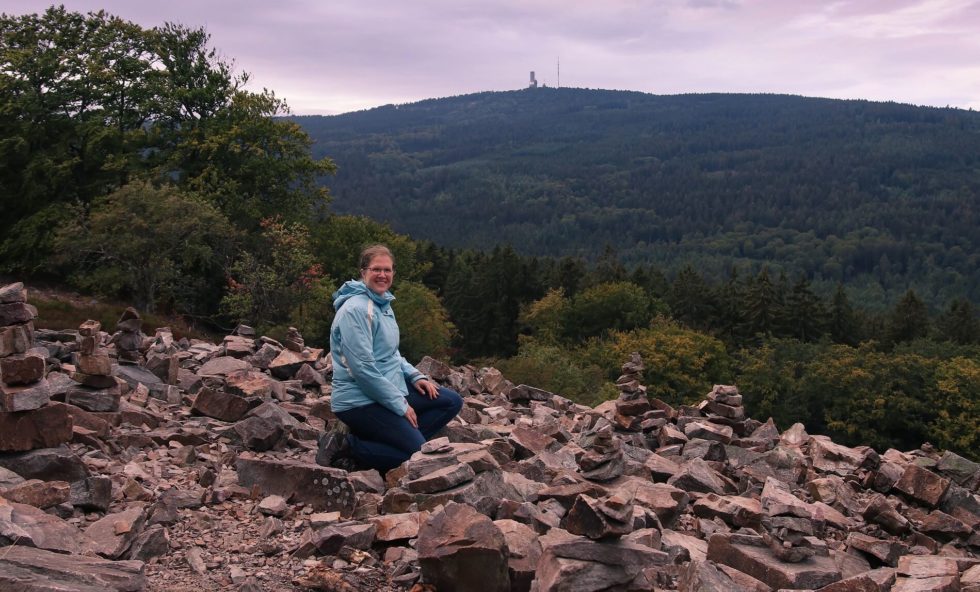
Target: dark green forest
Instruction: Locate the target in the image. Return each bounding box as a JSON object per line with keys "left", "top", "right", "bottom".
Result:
{"left": 2, "top": 7, "right": 977, "bottom": 460}
{"left": 295, "top": 89, "right": 980, "bottom": 309}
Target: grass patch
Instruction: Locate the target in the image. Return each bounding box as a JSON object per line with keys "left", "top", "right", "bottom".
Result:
{"left": 32, "top": 296, "right": 218, "bottom": 342}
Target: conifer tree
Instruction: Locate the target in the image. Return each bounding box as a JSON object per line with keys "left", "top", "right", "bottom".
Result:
{"left": 937, "top": 298, "right": 979, "bottom": 345}
{"left": 886, "top": 289, "right": 930, "bottom": 345}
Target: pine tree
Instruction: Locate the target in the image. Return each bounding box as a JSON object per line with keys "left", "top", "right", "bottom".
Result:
{"left": 742, "top": 267, "right": 780, "bottom": 340}
{"left": 937, "top": 298, "right": 979, "bottom": 345}
{"left": 886, "top": 289, "right": 930, "bottom": 345}
{"left": 783, "top": 277, "right": 828, "bottom": 342}
{"left": 829, "top": 283, "right": 860, "bottom": 346}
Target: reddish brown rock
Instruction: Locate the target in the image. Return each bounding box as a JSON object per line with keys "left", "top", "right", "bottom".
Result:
{"left": 0, "top": 378, "right": 51, "bottom": 412}
{"left": 0, "top": 545, "right": 146, "bottom": 591}
{"left": 83, "top": 504, "right": 148, "bottom": 559}
{"left": 268, "top": 347, "right": 321, "bottom": 379}
{"left": 0, "top": 479, "right": 70, "bottom": 508}
{"left": 894, "top": 464, "right": 950, "bottom": 508}
{"left": 0, "top": 301, "right": 37, "bottom": 325}
{"left": 0, "top": 403, "right": 73, "bottom": 451}
{"left": 693, "top": 493, "right": 763, "bottom": 528}
{"left": 495, "top": 518, "right": 542, "bottom": 592}
{"left": 76, "top": 352, "right": 112, "bottom": 376}
{"left": 846, "top": 532, "right": 910, "bottom": 566}
{"left": 0, "top": 352, "right": 46, "bottom": 385}
{"left": 369, "top": 511, "right": 428, "bottom": 542}
{"left": 535, "top": 533, "right": 670, "bottom": 592}
{"left": 0, "top": 321, "right": 33, "bottom": 357}
{"left": 707, "top": 533, "right": 842, "bottom": 590}
{"left": 312, "top": 522, "right": 376, "bottom": 555}
{"left": 0, "top": 497, "right": 86, "bottom": 554}
{"left": 562, "top": 494, "right": 633, "bottom": 539}
{"left": 405, "top": 462, "right": 475, "bottom": 494}
{"left": 418, "top": 502, "right": 510, "bottom": 592}
{"left": 190, "top": 387, "right": 256, "bottom": 422}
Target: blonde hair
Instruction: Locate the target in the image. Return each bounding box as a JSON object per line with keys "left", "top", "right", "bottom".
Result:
{"left": 359, "top": 244, "right": 394, "bottom": 270}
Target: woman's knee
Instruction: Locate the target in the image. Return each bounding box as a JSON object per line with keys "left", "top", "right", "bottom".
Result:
{"left": 438, "top": 387, "right": 463, "bottom": 413}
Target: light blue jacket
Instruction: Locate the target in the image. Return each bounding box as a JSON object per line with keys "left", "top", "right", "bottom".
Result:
{"left": 329, "top": 280, "right": 424, "bottom": 416}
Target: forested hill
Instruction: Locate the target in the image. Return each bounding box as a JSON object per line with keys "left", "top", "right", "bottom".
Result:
{"left": 293, "top": 89, "right": 980, "bottom": 308}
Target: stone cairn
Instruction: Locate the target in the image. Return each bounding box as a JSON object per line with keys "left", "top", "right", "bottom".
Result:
{"left": 66, "top": 320, "right": 121, "bottom": 412}
{"left": 110, "top": 307, "right": 143, "bottom": 364}
{"left": 0, "top": 282, "right": 71, "bottom": 452}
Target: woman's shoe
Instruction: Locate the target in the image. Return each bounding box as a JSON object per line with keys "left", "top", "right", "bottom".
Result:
{"left": 315, "top": 422, "right": 349, "bottom": 467}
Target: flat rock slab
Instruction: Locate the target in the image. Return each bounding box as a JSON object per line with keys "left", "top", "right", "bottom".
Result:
{"left": 0, "top": 497, "right": 88, "bottom": 554}
{"left": 191, "top": 388, "right": 257, "bottom": 422}
{"left": 894, "top": 464, "right": 950, "bottom": 508}
{"left": 535, "top": 536, "right": 669, "bottom": 592}
{"left": 0, "top": 446, "right": 88, "bottom": 482}
{"left": 707, "top": 533, "right": 842, "bottom": 590}
{"left": 236, "top": 457, "right": 356, "bottom": 516}
{"left": 198, "top": 356, "right": 251, "bottom": 377}
{"left": 0, "top": 544, "right": 146, "bottom": 591}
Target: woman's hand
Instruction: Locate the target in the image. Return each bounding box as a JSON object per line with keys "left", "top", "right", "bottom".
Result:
{"left": 413, "top": 378, "right": 439, "bottom": 400}
{"left": 404, "top": 405, "right": 419, "bottom": 428}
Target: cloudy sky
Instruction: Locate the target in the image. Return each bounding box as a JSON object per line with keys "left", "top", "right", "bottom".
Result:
{"left": 6, "top": 0, "right": 980, "bottom": 114}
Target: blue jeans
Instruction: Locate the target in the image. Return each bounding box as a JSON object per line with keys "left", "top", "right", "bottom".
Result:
{"left": 334, "top": 379, "right": 463, "bottom": 474}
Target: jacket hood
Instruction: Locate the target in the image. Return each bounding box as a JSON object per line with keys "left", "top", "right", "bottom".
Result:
{"left": 333, "top": 280, "right": 395, "bottom": 311}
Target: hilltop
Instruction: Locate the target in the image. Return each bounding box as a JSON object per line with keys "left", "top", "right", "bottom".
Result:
{"left": 294, "top": 89, "right": 980, "bottom": 307}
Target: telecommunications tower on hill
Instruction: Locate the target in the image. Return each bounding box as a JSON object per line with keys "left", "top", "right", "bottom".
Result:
{"left": 529, "top": 71, "right": 538, "bottom": 88}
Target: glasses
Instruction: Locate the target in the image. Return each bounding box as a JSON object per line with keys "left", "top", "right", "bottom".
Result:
{"left": 364, "top": 267, "right": 394, "bottom": 275}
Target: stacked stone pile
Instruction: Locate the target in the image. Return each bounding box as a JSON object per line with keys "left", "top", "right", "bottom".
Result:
{"left": 65, "top": 320, "right": 122, "bottom": 412}
{"left": 110, "top": 307, "right": 143, "bottom": 364}
{"left": 0, "top": 283, "right": 71, "bottom": 452}
{"left": 0, "top": 284, "right": 977, "bottom": 591}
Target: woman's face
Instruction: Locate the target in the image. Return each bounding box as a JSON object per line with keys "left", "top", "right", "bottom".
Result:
{"left": 361, "top": 255, "right": 394, "bottom": 295}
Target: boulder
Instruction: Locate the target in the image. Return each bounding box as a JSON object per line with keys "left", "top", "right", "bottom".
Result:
{"left": 236, "top": 457, "right": 357, "bottom": 515}
{"left": 0, "top": 391, "right": 72, "bottom": 444}
{"left": 418, "top": 502, "right": 510, "bottom": 592}
{"left": 0, "top": 545, "right": 146, "bottom": 591}
{"left": 706, "top": 533, "right": 842, "bottom": 590}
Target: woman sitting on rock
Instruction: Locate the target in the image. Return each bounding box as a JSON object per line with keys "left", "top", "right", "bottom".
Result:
{"left": 317, "top": 244, "right": 463, "bottom": 474}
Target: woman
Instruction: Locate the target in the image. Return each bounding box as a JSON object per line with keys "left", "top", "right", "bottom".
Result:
{"left": 318, "top": 244, "right": 463, "bottom": 474}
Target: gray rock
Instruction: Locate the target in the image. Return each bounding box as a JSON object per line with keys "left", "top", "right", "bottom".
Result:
{"left": 0, "top": 446, "right": 89, "bottom": 481}
{"left": 236, "top": 457, "right": 357, "bottom": 515}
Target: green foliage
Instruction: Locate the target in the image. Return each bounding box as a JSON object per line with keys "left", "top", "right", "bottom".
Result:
{"left": 930, "top": 357, "right": 980, "bottom": 458}
{"left": 221, "top": 217, "right": 331, "bottom": 343}
{"left": 0, "top": 6, "right": 334, "bottom": 273}
{"left": 591, "top": 320, "right": 733, "bottom": 406}
{"left": 936, "top": 299, "right": 979, "bottom": 345}
{"left": 310, "top": 214, "right": 427, "bottom": 284}
{"left": 297, "top": 89, "right": 980, "bottom": 308}
{"left": 519, "top": 288, "right": 569, "bottom": 346}
{"left": 886, "top": 289, "right": 930, "bottom": 346}
{"left": 494, "top": 341, "right": 617, "bottom": 408}
{"left": 392, "top": 281, "right": 454, "bottom": 363}
{"left": 561, "top": 281, "right": 665, "bottom": 342}
{"left": 52, "top": 181, "right": 236, "bottom": 313}
{"left": 736, "top": 338, "right": 979, "bottom": 460}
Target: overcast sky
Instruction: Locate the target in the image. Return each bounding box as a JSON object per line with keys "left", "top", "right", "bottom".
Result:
{"left": 6, "top": 0, "right": 980, "bottom": 115}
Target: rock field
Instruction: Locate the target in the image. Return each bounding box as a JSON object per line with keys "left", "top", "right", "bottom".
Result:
{"left": 0, "top": 281, "right": 978, "bottom": 592}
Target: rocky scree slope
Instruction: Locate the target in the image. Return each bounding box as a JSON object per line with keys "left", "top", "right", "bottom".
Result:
{"left": 0, "top": 281, "right": 978, "bottom": 592}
